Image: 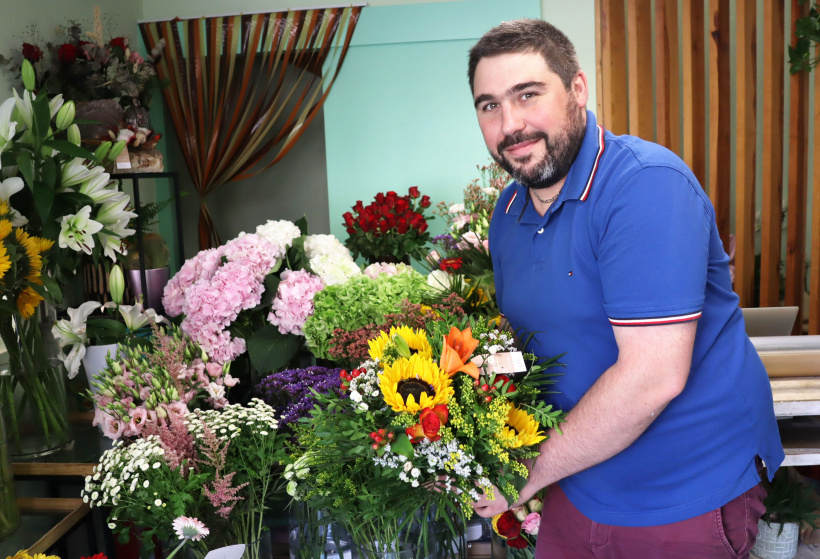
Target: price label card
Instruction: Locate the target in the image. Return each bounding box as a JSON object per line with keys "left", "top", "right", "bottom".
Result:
{"left": 476, "top": 351, "right": 527, "bottom": 375}
{"left": 204, "top": 544, "right": 245, "bottom": 559}
{"left": 115, "top": 146, "right": 132, "bottom": 169}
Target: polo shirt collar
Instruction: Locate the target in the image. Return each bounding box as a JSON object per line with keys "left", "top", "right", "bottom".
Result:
{"left": 511, "top": 109, "right": 606, "bottom": 224}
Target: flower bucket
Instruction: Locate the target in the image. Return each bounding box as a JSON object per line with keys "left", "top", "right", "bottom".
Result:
{"left": 751, "top": 519, "right": 799, "bottom": 559}
{"left": 288, "top": 503, "right": 355, "bottom": 559}
{"left": 0, "top": 310, "right": 71, "bottom": 458}
{"left": 82, "top": 343, "right": 121, "bottom": 394}
{"left": 126, "top": 267, "right": 170, "bottom": 313}
{"left": 0, "top": 410, "right": 20, "bottom": 542}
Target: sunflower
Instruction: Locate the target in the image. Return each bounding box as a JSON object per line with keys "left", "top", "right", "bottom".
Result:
{"left": 0, "top": 241, "right": 10, "bottom": 283}
{"left": 497, "top": 406, "right": 547, "bottom": 449}
{"left": 0, "top": 219, "right": 12, "bottom": 242}
{"left": 379, "top": 353, "right": 454, "bottom": 414}
{"left": 368, "top": 325, "right": 433, "bottom": 365}
{"left": 15, "top": 228, "right": 51, "bottom": 283}
{"left": 17, "top": 285, "right": 44, "bottom": 318}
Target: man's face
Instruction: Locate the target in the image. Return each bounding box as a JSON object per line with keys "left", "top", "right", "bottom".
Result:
{"left": 472, "top": 51, "right": 587, "bottom": 189}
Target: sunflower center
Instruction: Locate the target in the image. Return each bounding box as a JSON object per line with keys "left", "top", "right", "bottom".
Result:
{"left": 397, "top": 378, "right": 434, "bottom": 404}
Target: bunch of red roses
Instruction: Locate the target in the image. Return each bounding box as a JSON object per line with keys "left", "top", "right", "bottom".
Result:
{"left": 342, "top": 186, "right": 434, "bottom": 264}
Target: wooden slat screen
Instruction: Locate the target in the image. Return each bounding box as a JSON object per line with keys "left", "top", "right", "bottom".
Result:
{"left": 595, "top": 0, "right": 819, "bottom": 334}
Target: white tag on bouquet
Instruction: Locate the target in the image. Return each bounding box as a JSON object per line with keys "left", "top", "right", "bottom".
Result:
{"left": 204, "top": 544, "right": 245, "bottom": 559}
{"left": 486, "top": 351, "right": 527, "bottom": 375}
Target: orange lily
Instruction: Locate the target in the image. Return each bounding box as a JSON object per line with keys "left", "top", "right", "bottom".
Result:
{"left": 439, "top": 326, "right": 480, "bottom": 379}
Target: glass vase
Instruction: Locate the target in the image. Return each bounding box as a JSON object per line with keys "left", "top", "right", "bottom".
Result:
{"left": 0, "top": 309, "right": 71, "bottom": 458}
{"left": 288, "top": 502, "right": 355, "bottom": 559}
{"left": 0, "top": 410, "right": 20, "bottom": 542}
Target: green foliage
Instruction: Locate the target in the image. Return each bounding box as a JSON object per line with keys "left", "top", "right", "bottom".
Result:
{"left": 762, "top": 467, "right": 820, "bottom": 534}
{"left": 790, "top": 1, "right": 820, "bottom": 74}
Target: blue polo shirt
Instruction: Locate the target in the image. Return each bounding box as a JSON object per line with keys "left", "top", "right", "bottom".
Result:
{"left": 489, "top": 110, "right": 784, "bottom": 527}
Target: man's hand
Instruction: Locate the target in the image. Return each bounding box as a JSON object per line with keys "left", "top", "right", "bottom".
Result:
{"left": 472, "top": 483, "right": 511, "bottom": 518}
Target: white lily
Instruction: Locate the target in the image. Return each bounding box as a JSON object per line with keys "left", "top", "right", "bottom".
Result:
{"left": 58, "top": 205, "right": 103, "bottom": 255}
{"left": 95, "top": 197, "right": 137, "bottom": 226}
{"left": 12, "top": 89, "right": 33, "bottom": 129}
{"left": 97, "top": 217, "right": 135, "bottom": 260}
{"left": 61, "top": 158, "right": 105, "bottom": 188}
{"left": 78, "top": 172, "right": 113, "bottom": 203}
{"left": 48, "top": 94, "right": 64, "bottom": 120}
{"left": 0, "top": 177, "right": 28, "bottom": 226}
{"left": 103, "top": 300, "right": 167, "bottom": 330}
{"left": 51, "top": 301, "right": 102, "bottom": 378}
{"left": 0, "top": 98, "right": 18, "bottom": 159}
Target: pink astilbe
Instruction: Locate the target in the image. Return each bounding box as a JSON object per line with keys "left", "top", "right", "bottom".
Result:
{"left": 196, "top": 421, "right": 248, "bottom": 518}
{"left": 144, "top": 414, "right": 198, "bottom": 475}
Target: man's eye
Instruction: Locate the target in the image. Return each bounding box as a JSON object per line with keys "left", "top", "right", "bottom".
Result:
{"left": 481, "top": 102, "right": 499, "bottom": 112}
{"left": 521, "top": 92, "right": 536, "bottom": 101}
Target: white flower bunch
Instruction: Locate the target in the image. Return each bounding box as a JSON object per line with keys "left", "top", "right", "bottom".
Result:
{"left": 308, "top": 252, "right": 361, "bottom": 286}
{"left": 255, "top": 219, "right": 302, "bottom": 250}
{"left": 186, "top": 398, "right": 279, "bottom": 440}
{"left": 348, "top": 360, "right": 381, "bottom": 413}
{"left": 82, "top": 436, "right": 166, "bottom": 509}
{"left": 284, "top": 453, "right": 312, "bottom": 498}
{"left": 303, "top": 234, "right": 352, "bottom": 261}
{"left": 478, "top": 330, "right": 517, "bottom": 355}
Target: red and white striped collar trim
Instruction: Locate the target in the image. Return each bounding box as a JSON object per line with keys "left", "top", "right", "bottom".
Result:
{"left": 609, "top": 311, "right": 701, "bottom": 327}
{"left": 579, "top": 124, "right": 605, "bottom": 202}
{"left": 504, "top": 189, "right": 518, "bottom": 214}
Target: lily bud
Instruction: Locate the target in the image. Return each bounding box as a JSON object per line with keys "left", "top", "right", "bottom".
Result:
{"left": 54, "top": 100, "right": 75, "bottom": 131}
{"left": 21, "top": 60, "right": 35, "bottom": 91}
{"left": 107, "top": 140, "right": 127, "bottom": 162}
{"left": 66, "top": 124, "right": 81, "bottom": 146}
{"left": 94, "top": 142, "right": 112, "bottom": 163}
{"left": 108, "top": 265, "right": 125, "bottom": 305}
{"left": 392, "top": 334, "right": 411, "bottom": 359}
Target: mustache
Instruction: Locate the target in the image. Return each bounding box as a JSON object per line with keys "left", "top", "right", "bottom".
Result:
{"left": 497, "top": 131, "right": 550, "bottom": 153}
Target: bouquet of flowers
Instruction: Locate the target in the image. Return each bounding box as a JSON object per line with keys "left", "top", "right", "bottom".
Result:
{"left": 342, "top": 187, "right": 433, "bottom": 264}
{"left": 491, "top": 493, "right": 544, "bottom": 558}
{"left": 426, "top": 162, "right": 510, "bottom": 317}
{"left": 286, "top": 315, "right": 565, "bottom": 558}
{"left": 1, "top": 15, "right": 165, "bottom": 111}
{"left": 163, "top": 219, "right": 359, "bottom": 378}
{"left": 82, "top": 398, "right": 287, "bottom": 559}
{"left": 86, "top": 323, "right": 239, "bottom": 440}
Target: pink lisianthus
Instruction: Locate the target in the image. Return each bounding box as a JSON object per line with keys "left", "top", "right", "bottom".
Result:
{"left": 124, "top": 406, "right": 149, "bottom": 437}
{"left": 268, "top": 269, "right": 325, "bottom": 335}
{"left": 363, "top": 262, "right": 413, "bottom": 279}
{"left": 522, "top": 512, "right": 541, "bottom": 536}
{"left": 457, "top": 231, "right": 484, "bottom": 250}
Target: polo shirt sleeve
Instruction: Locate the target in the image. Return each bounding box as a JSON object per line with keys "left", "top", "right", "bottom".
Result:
{"left": 596, "top": 166, "right": 710, "bottom": 326}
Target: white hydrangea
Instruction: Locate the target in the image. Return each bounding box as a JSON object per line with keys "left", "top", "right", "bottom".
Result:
{"left": 255, "top": 219, "right": 302, "bottom": 250}
{"left": 304, "top": 234, "right": 352, "bottom": 260}
{"left": 309, "top": 253, "right": 361, "bottom": 286}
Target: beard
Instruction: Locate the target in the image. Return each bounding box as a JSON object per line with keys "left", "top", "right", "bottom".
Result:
{"left": 492, "top": 101, "right": 586, "bottom": 190}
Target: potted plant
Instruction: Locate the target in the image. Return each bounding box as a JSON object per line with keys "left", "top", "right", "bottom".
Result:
{"left": 124, "top": 198, "right": 173, "bottom": 312}
{"left": 753, "top": 468, "right": 820, "bottom": 559}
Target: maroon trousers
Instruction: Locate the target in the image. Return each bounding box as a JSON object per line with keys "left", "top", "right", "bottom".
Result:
{"left": 535, "top": 483, "right": 767, "bottom": 558}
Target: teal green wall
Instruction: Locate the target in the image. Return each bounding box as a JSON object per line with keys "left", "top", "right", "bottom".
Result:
{"left": 324, "top": 0, "right": 541, "bottom": 242}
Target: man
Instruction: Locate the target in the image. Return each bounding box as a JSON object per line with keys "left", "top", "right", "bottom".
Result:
{"left": 469, "top": 19, "right": 784, "bottom": 558}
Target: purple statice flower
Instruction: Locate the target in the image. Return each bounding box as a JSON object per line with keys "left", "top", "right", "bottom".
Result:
{"left": 255, "top": 366, "right": 342, "bottom": 429}
{"left": 432, "top": 234, "right": 458, "bottom": 251}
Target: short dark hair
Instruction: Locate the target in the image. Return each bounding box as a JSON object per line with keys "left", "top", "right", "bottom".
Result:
{"left": 468, "top": 19, "right": 580, "bottom": 93}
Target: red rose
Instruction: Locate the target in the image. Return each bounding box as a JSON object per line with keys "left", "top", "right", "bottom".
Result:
{"left": 420, "top": 195, "right": 431, "bottom": 208}
{"left": 57, "top": 43, "right": 80, "bottom": 64}
{"left": 21, "top": 42, "right": 42, "bottom": 62}
{"left": 379, "top": 219, "right": 389, "bottom": 233}
{"left": 346, "top": 227, "right": 356, "bottom": 234}
{"left": 407, "top": 405, "right": 448, "bottom": 443}
{"left": 495, "top": 374, "right": 517, "bottom": 394}
{"left": 496, "top": 511, "right": 521, "bottom": 539}
{"left": 396, "top": 198, "right": 409, "bottom": 212}
{"left": 358, "top": 217, "right": 370, "bottom": 232}
{"left": 110, "top": 37, "right": 128, "bottom": 51}
{"left": 439, "top": 257, "right": 462, "bottom": 272}
{"left": 506, "top": 536, "right": 529, "bottom": 549}
{"left": 419, "top": 221, "right": 429, "bottom": 233}
{"left": 408, "top": 186, "right": 420, "bottom": 199}
{"left": 353, "top": 201, "right": 364, "bottom": 213}
{"left": 343, "top": 212, "right": 355, "bottom": 227}
{"left": 375, "top": 192, "right": 386, "bottom": 205}
{"left": 397, "top": 218, "right": 409, "bottom": 234}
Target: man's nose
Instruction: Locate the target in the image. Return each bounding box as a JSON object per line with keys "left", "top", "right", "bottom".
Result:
{"left": 500, "top": 105, "right": 525, "bottom": 137}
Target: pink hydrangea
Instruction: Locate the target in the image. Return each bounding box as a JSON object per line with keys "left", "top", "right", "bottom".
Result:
{"left": 223, "top": 233, "right": 285, "bottom": 276}
{"left": 268, "top": 269, "right": 325, "bottom": 335}
{"left": 163, "top": 246, "right": 226, "bottom": 316}
{"left": 362, "top": 262, "right": 413, "bottom": 279}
